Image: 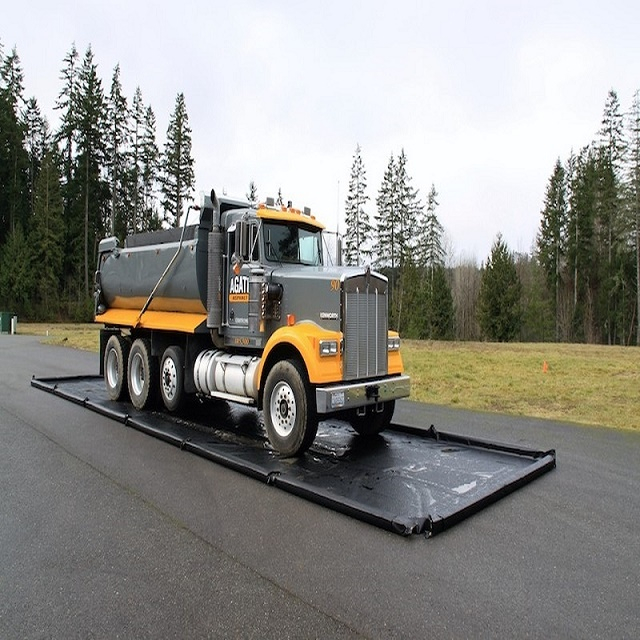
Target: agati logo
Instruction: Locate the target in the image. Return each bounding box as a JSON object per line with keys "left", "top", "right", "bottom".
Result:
{"left": 229, "top": 275, "right": 249, "bottom": 302}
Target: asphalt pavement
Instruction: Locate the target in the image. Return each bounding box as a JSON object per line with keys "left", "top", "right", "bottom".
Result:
{"left": 1, "top": 334, "right": 638, "bottom": 639}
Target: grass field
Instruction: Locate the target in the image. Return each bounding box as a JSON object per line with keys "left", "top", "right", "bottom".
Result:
{"left": 402, "top": 340, "right": 639, "bottom": 431}
{"left": 17, "top": 323, "right": 640, "bottom": 431}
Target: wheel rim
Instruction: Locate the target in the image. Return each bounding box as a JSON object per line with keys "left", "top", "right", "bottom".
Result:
{"left": 161, "top": 357, "right": 177, "bottom": 401}
{"left": 269, "top": 380, "right": 297, "bottom": 438}
{"left": 130, "top": 352, "right": 145, "bottom": 397}
{"left": 106, "top": 348, "right": 119, "bottom": 389}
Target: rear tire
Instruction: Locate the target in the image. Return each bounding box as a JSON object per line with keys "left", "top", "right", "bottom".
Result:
{"left": 349, "top": 400, "right": 395, "bottom": 437}
{"left": 127, "top": 338, "right": 157, "bottom": 410}
{"left": 160, "top": 345, "right": 185, "bottom": 412}
{"left": 263, "top": 360, "right": 318, "bottom": 456}
{"left": 104, "top": 334, "right": 129, "bottom": 401}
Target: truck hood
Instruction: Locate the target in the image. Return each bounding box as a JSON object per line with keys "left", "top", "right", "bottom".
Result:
{"left": 265, "top": 264, "right": 388, "bottom": 333}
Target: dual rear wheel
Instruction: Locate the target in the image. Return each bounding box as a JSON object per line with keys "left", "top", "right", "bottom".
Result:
{"left": 103, "top": 335, "right": 184, "bottom": 412}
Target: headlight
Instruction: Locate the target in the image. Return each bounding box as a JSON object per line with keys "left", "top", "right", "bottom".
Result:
{"left": 319, "top": 339, "right": 339, "bottom": 356}
{"left": 388, "top": 336, "right": 401, "bottom": 351}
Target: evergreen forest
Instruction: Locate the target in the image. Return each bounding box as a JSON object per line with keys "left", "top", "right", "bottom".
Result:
{"left": 1, "top": 39, "right": 639, "bottom": 346}
{"left": 342, "top": 86, "right": 640, "bottom": 346}
{"left": 0, "top": 41, "right": 194, "bottom": 320}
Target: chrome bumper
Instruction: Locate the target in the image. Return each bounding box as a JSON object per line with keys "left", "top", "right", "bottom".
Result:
{"left": 315, "top": 374, "right": 411, "bottom": 414}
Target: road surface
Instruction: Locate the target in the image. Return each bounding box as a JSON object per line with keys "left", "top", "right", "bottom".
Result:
{"left": 1, "top": 334, "right": 638, "bottom": 638}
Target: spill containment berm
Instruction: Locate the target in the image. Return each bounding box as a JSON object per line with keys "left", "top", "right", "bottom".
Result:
{"left": 32, "top": 375, "right": 556, "bottom": 537}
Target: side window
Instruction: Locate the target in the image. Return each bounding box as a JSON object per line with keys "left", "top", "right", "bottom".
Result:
{"left": 299, "top": 235, "right": 314, "bottom": 263}
{"left": 250, "top": 225, "right": 259, "bottom": 261}
{"left": 228, "top": 230, "right": 235, "bottom": 259}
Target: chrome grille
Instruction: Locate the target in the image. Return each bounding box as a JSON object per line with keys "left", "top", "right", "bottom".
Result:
{"left": 343, "top": 274, "right": 388, "bottom": 380}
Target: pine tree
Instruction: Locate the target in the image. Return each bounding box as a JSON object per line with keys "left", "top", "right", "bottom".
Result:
{"left": 23, "top": 97, "right": 49, "bottom": 217}
{"left": 75, "top": 45, "right": 108, "bottom": 297}
{"left": 395, "top": 149, "right": 422, "bottom": 267}
{"left": 130, "top": 86, "right": 144, "bottom": 233}
{"left": 537, "top": 158, "right": 568, "bottom": 339}
{"left": 408, "top": 263, "right": 455, "bottom": 340}
{"left": 130, "top": 86, "right": 159, "bottom": 233}
{"left": 567, "top": 146, "right": 598, "bottom": 341}
{"left": 160, "top": 92, "right": 195, "bottom": 226}
{"left": 404, "top": 182, "right": 453, "bottom": 339}
{"left": 0, "top": 224, "right": 34, "bottom": 314}
{"left": 375, "top": 154, "right": 400, "bottom": 328}
{"left": 597, "top": 90, "right": 628, "bottom": 344}
{"left": 428, "top": 265, "right": 455, "bottom": 339}
{"left": 344, "top": 144, "right": 372, "bottom": 266}
{"left": 54, "top": 43, "right": 79, "bottom": 194}
{"left": 30, "top": 147, "right": 65, "bottom": 317}
{"left": 105, "top": 64, "right": 131, "bottom": 238}
{"left": 375, "top": 150, "right": 423, "bottom": 332}
{"left": 600, "top": 89, "right": 626, "bottom": 172}
{"left": 0, "top": 46, "right": 29, "bottom": 240}
{"left": 477, "top": 234, "right": 523, "bottom": 342}
{"left": 53, "top": 44, "right": 85, "bottom": 308}
{"left": 628, "top": 89, "right": 640, "bottom": 345}
{"left": 140, "top": 105, "right": 160, "bottom": 231}
{"left": 418, "top": 183, "right": 444, "bottom": 274}
{"left": 394, "top": 149, "right": 422, "bottom": 331}
{"left": 374, "top": 153, "right": 397, "bottom": 270}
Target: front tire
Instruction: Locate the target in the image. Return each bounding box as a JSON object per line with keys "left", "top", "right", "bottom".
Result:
{"left": 127, "top": 338, "right": 157, "bottom": 410}
{"left": 263, "top": 360, "right": 318, "bottom": 456}
{"left": 104, "top": 334, "right": 129, "bottom": 401}
{"left": 159, "top": 345, "right": 185, "bottom": 412}
{"left": 349, "top": 400, "right": 395, "bottom": 437}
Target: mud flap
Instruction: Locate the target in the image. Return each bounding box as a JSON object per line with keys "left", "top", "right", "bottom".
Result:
{"left": 31, "top": 375, "right": 555, "bottom": 537}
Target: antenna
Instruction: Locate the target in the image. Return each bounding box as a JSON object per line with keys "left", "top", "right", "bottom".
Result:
{"left": 336, "top": 179, "right": 340, "bottom": 235}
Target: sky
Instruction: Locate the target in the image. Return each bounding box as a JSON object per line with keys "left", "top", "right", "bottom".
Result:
{"left": 4, "top": 0, "right": 640, "bottom": 262}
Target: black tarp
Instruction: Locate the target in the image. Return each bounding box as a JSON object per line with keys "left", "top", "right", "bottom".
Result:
{"left": 31, "top": 375, "right": 556, "bottom": 537}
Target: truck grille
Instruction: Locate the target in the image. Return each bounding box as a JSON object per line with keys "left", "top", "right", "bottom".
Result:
{"left": 343, "top": 273, "right": 388, "bottom": 380}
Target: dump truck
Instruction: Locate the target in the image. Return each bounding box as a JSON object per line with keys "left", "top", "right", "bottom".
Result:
{"left": 94, "top": 190, "right": 411, "bottom": 456}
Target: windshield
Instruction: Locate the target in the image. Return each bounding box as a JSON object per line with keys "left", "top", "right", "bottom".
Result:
{"left": 263, "top": 222, "right": 323, "bottom": 266}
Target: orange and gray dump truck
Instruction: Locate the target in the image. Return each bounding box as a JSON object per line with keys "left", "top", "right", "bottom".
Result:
{"left": 94, "top": 190, "right": 410, "bottom": 456}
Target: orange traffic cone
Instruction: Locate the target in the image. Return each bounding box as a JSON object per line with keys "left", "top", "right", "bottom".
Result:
{"left": 542, "top": 361, "right": 549, "bottom": 373}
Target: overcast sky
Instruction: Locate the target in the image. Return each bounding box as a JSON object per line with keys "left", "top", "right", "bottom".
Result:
{"left": 4, "top": 0, "right": 640, "bottom": 261}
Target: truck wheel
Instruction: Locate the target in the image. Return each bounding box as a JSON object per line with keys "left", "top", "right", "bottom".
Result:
{"left": 349, "top": 400, "right": 395, "bottom": 437}
{"left": 160, "top": 346, "right": 185, "bottom": 412}
{"left": 104, "top": 334, "right": 129, "bottom": 401}
{"left": 127, "top": 338, "right": 157, "bottom": 410}
{"left": 263, "top": 360, "right": 318, "bottom": 457}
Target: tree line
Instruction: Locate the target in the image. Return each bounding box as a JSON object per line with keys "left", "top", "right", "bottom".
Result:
{"left": 1, "top": 37, "right": 638, "bottom": 345}
{"left": 0, "top": 40, "right": 195, "bottom": 320}
{"left": 341, "top": 145, "right": 520, "bottom": 342}
{"left": 342, "top": 87, "right": 640, "bottom": 345}
{"left": 537, "top": 89, "right": 640, "bottom": 346}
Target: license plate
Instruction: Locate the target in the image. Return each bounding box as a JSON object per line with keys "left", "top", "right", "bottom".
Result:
{"left": 331, "top": 391, "right": 345, "bottom": 409}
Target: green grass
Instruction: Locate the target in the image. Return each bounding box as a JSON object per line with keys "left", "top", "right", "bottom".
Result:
{"left": 17, "top": 323, "right": 640, "bottom": 431}
{"left": 19, "top": 322, "right": 101, "bottom": 352}
{"left": 402, "top": 340, "right": 640, "bottom": 431}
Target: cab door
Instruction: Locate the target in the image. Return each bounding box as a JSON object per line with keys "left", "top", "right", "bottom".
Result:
{"left": 225, "top": 222, "right": 260, "bottom": 331}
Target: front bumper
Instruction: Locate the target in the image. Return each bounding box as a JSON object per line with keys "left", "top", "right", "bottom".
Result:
{"left": 315, "top": 374, "right": 411, "bottom": 414}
